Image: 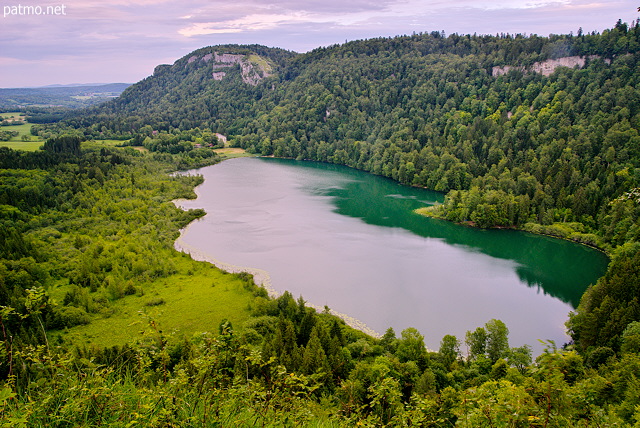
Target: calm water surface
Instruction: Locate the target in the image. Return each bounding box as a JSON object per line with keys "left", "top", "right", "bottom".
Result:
{"left": 176, "top": 157, "right": 609, "bottom": 352}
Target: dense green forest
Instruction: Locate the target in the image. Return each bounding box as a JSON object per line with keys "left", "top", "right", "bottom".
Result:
{"left": 2, "top": 20, "right": 640, "bottom": 426}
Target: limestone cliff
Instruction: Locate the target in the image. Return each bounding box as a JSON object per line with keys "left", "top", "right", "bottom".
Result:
{"left": 185, "top": 51, "right": 273, "bottom": 85}
{"left": 492, "top": 55, "right": 609, "bottom": 77}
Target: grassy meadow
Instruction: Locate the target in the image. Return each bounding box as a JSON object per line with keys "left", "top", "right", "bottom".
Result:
{"left": 0, "top": 111, "right": 44, "bottom": 150}
{"left": 214, "top": 147, "right": 253, "bottom": 159}
{"left": 0, "top": 140, "right": 43, "bottom": 151}
{"left": 0, "top": 112, "right": 27, "bottom": 120}
{"left": 53, "top": 254, "right": 259, "bottom": 348}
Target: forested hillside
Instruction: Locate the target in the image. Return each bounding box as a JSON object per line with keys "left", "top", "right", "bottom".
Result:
{"left": 3, "top": 19, "right": 640, "bottom": 426}
{"left": 51, "top": 21, "right": 640, "bottom": 247}
{"left": 57, "top": 45, "right": 295, "bottom": 135}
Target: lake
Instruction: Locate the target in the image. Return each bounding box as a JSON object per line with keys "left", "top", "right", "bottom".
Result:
{"left": 174, "top": 157, "right": 610, "bottom": 353}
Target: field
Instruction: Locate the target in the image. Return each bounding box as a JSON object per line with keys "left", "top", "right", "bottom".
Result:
{"left": 214, "top": 147, "right": 253, "bottom": 159}
{"left": 0, "top": 111, "right": 44, "bottom": 150}
{"left": 53, "top": 252, "right": 259, "bottom": 348}
{"left": 0, "top": 112, "right": 27, "bottom": 121}
{"left": 87, "top": 139, "right": 129, "bottom": 147}
{"left": 0, "top": 140, "right": 43, "bottom": 151}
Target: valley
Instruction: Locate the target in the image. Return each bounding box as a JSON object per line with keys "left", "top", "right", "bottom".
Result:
{"left": 1, "top": 21, "right": 640, "bottom": 426}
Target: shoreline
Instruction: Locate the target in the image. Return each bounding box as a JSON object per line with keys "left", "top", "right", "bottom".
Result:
{"left": 414, "top": 206, "right": 611, "bottom": 257}
{"left": 259, "top": 155, "right": 611, "bottom": 258}
{"left": 172, "top": 162, "right": 381, "bottom": 338}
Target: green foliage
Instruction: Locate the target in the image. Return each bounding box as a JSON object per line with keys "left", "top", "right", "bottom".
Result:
{"left": 0, "top": 130, "right": 18, "bottom": 142}
{"left": 395, "top": 328, "right": 428, "bottom": 368}
{"left": 465, "top": 326, "right": 488, "bottom": 361}
{"left": 568, "top": 242, "right": 640, "bottom": 352}
{"left": 0, "top": 140, "right": 636, "bottom": 425}
{"left": 42, "top": 134, "right": 83, "bottom": 156}
{"left": 1, "top": 319, "right": 638, "bottom": 427}
{"left": 485, "top": 319, "right": 510, "bottom": 363}
{"left": 438, "top": 334, "right": 460, "bottom": 370}
{"left": 0, "top": 142, "right": 225, "bottom": 374}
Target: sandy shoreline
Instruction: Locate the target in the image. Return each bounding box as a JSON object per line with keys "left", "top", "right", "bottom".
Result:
{"left": 172, "top": 181, "right": 381, "bottom": 338}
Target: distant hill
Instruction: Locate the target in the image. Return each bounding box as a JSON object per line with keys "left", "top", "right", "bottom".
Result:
{"left": 0, "top": 83, "right": 131, "bottom": 109}
{"left": 67, "top": 44, "right": 295, "bottom": 131}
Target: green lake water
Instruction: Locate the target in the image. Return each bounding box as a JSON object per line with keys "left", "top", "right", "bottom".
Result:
{"left": 176, "top": 157, "right": 610, "bottom": 352}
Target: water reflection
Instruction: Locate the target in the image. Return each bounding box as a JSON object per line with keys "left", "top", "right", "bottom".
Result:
{"left": 269, "top": 158, "right": 609, "bottom": 308}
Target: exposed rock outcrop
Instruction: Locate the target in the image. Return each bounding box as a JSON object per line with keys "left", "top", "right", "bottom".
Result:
{"left": 184, "top": 51, "right": 272, "bottom": 85}
{"left": 158, "top": 50, "right": 274, "bottom": 84}
{"left": 492, "top": 55, "right": 608, "bottom": 77}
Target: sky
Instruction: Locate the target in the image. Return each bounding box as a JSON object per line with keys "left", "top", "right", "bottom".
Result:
{"left": 0, "top": 0, "right": 637, "bottom": 88}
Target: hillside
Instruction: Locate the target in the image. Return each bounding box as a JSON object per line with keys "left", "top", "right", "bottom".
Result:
{"left": 5, "top": 20, "right": 640, "bottom": 426}
{"left": 2, "top": 136, "right": 640, "bottom": 427}
{"left": 64, "top": 45, "right": 295, "bottom": 133}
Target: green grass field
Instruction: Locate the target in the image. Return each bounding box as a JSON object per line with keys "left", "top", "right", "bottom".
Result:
{"left": 54, "top": 254, "right": 259, "bottom": 348}
{"left": 214, "top": 147, "right": 255, "bottom": 160}
{"left": 91, "top": 139, "right": 128, "bottom": 147}
{"left": 0, "top": 112, "right": 44, "bottom": 150}
{"left": 0, "top": 112, "right": 27, "bottom": 120}
{"left": 1, "top": 138, "right": 132, "bottom": 152}
{"left": 0, "top": 140, "right": 43, "bottom": 151}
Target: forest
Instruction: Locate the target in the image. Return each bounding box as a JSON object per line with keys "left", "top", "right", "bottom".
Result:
{"left": 1, "top": 20, "right": 640, "bottom": 426}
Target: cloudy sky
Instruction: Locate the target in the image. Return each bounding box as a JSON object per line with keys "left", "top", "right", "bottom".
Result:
{"left": 0, "top": 0, "right": 637, "bottom": 87}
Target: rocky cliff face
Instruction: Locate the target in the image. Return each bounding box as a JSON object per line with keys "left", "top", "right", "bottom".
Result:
{"left": 153, "top": 49, "right": 274, "bottom": 86}
{"left": 185, "top": 51, "right": 272, "bottom": 85}
{"left": 492, "top": 55, "right": 608, "bottom": 77}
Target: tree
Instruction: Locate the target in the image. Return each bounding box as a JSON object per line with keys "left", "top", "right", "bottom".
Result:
{"left": 465, "top": 327, "right": 487, "bottom": 361}
{"left": 568, "top": 243, "right": 640, "bottom": 352}
{"left": 396, "top": 328, "right": 428, "bottom": 368}
{"left": 438, "top": 335, "right": 460, "bottom": 369}
{"left": 485, "top": 319, "right": 509, "bottom": 363}
{"left": 301, "top": 327, "right": 329, "bottom": 375}
{"left": 43, "top": 134, "right": 82, "bottom": 156}
{"left": 380, "top": 327, "right": 398, "bottom": 354}
{"left": 508, "top": 345, "right": 532, "bottom": 373}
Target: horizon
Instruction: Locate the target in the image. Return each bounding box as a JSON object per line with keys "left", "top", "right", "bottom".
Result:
{"left": 1, "top": 0, "right": 637, "bottom": 88}
{"left": 0, "top": 82, "right": 132, "bottom": 89}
